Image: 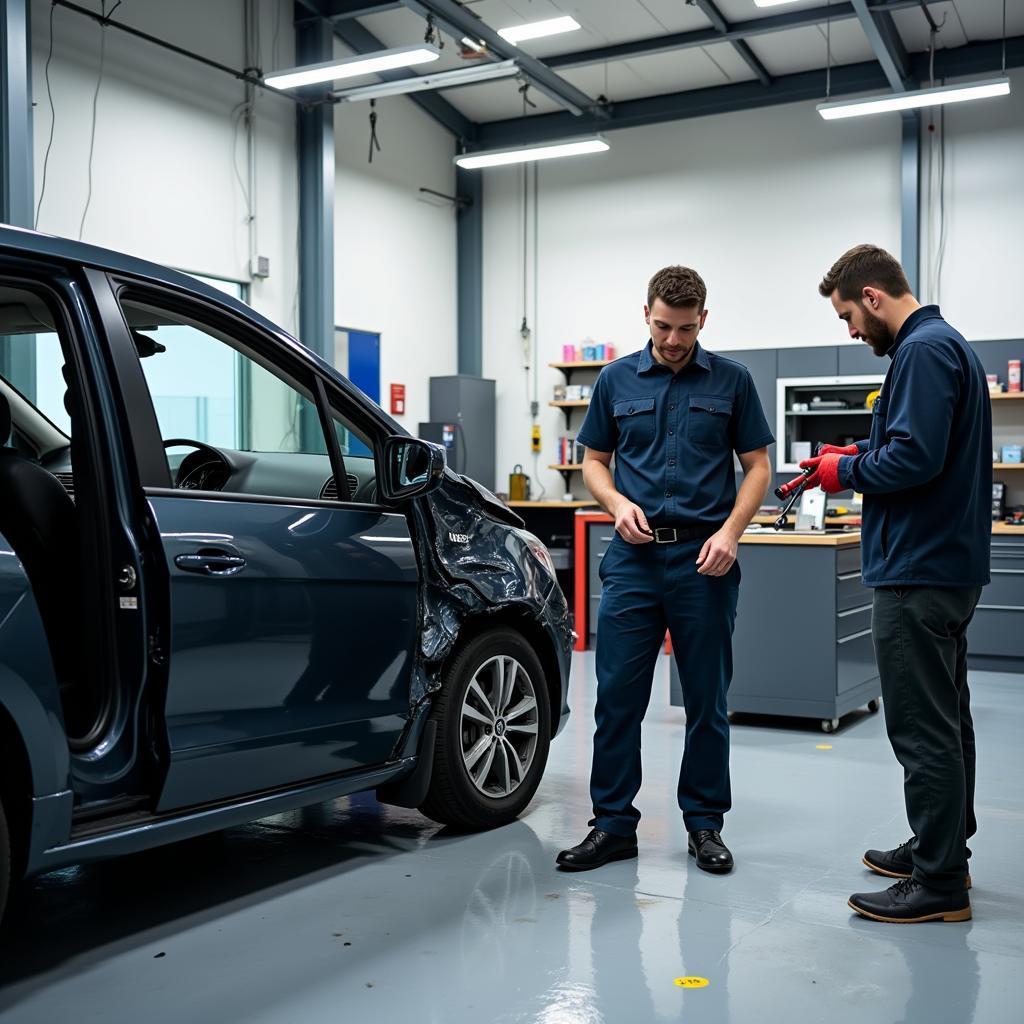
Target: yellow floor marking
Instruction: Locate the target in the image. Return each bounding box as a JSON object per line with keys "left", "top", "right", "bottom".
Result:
{"left": 816, "top": 744, "right": 833, "bottom": 750}
{"left": 674, "top": 977, "right": 710, "bottom": 989}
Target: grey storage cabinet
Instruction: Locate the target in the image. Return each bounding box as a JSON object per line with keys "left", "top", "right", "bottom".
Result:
{"left": 968, "top": 533, "right": 1024, "bottom": 666}
{"left": 670, "top": 539, "right": 880, "bottom": 733}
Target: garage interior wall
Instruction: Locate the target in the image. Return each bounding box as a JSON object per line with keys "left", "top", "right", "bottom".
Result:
{"left": 332, "top": 38, "right": 458, "bottom": 433}
{"left": 482, "top": 96, "right": 902, "bottom": 498}
{"left": 29, "top": 0, "right": 298, "bottom": 333}
{"left": 483, "top": 76, "right": 1024, "bottom": 499}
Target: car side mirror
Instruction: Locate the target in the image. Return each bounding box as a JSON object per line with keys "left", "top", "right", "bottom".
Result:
{"left": 379, "top": 435, "right": 446, "bottom": 503}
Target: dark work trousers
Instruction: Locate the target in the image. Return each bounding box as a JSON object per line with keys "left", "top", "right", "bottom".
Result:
{"left": 591, "top": 535, "right": 740, "bottom": 837}
{"left": 872, "top": 585, "right": 983, "bottom": 891}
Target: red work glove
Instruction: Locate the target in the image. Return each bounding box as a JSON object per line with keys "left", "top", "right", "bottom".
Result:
{"left": 817, "top": 443, "right": 860, "bottom": 456}
{"left": 799, "top": 452, "right": 845, "bottom": 493}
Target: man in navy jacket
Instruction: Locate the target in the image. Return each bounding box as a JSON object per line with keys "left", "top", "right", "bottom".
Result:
{"left": 802, "top": 244, "right": 991, "bottom": 924}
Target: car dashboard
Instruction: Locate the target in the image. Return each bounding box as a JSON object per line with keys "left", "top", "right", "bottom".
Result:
{"left": 41, "top": 443, "right": 378, "bottom": 505}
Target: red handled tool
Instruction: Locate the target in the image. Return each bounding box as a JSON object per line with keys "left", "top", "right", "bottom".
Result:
{"left": 773, "top": 443, "right": 823, "bottom": 529}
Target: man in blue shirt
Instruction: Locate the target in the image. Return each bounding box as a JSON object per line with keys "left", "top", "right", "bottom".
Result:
{"left": 556, "top": 266, "right": 773, "bottom": 874}
{"left": 802, "top": 244, "right": 991, "bottom": 923}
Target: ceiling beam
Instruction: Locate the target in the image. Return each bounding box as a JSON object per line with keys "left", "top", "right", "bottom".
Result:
{"left": 328, "top": 15, "right": 475, "bottom": 139}
{"left": 399, "top": 0, "right": 606, "bottom": 119}
{"left": 692, "top": 0, "right": 772, "bottom": 87}
{"left": 294, "top": 0, "right": 402, "bottom": 20}
{"left": 851, "top": 0, "right": 915, "bottom": 90}
{"left": 545, "top": 1, "right": 921, "bottom": 72}
{"left": 471, "top": 35, "right": 1024, "bottom": 151}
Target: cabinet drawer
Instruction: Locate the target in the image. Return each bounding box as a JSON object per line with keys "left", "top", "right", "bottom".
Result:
{"left": 991, "top": 550, "right": 1024, "bottom": 573}
{"left": 588, "top": 596, "right": 602, "bottom": 636}
{"left": 836, "top": 546, "right": 861, "bottom": 576}
{"left": 968, "top": 606, "right": 1024, "bottom": 658}
{"left": 837, "top": 627, "right": 877, "bottom": 694}
{"left": 837, "top": 603, "right": 872, "bottom": 639}
{"left": 980, "top": 570, "right": 1024, "bottom": 609}
{"left": 588, "top": 524, "right": 616, "bottom": 550}
{"left": 836, "top": 569, "right": 868, "bottom": 612}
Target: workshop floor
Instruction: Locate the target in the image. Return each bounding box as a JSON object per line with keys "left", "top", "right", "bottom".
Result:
{"left": 1, "top": 655, "right": 1021, "bottom": 1023}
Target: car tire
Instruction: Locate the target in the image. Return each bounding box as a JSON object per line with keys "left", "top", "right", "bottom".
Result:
{"left": 0, "top": 797, "right": 9, "bottom": 926}
{"left": 418, "top": 628, "right": 551, "bottom": 831}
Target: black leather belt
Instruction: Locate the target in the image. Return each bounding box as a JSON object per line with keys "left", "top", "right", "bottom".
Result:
{"left": 651, "top": 523, "right": 722, "bottom": 544}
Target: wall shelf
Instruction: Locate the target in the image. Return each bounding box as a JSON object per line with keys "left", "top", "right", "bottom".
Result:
{"left": 991, "top": 392, "right": 1024, "bottom": 400}
{"left": 994, "top": 464, "right": 1024, "bottom": 470}
{"left": 549, "top": 360, "right": 609, "bottom": 385}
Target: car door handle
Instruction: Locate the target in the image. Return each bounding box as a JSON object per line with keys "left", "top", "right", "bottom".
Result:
{"left": 174, "top": 552, "right": 247, "bottom": 576}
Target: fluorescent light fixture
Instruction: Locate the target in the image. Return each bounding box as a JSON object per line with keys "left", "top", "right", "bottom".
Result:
{"left": 334, "top": 60, "right": 519, "bottom": 102}
{"left": 497, "top": 16, "right": 581, "bottom": 45}
{"left": 461, "top": 37, "right": 487, "bottom": 53}
{"left": 455, "top": 135, "right": 609, "bottom": 170}
{"left": 753, "top": 1, "right": 802, "bottom": 7}
{"left": 264, "top": 44, "right": 440, "bottom": 90}
{"left": 818, "top": 76, "right": 1011, "bottom": 120}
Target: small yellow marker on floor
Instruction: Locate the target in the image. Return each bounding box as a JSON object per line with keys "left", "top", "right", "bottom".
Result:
{"left": 816, "top": 744, "right": 833, "bottom": 750}
{"left": 674, "top": 977, "right": 710, "bottom": 989}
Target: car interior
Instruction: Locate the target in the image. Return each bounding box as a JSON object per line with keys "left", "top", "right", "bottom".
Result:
{"left": 0, "top": 284, "right": 383, "bottom": 747}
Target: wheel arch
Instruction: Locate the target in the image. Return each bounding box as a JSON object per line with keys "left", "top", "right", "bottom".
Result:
{"left": 439, "top": 606, "right": 563, "bottom": 738}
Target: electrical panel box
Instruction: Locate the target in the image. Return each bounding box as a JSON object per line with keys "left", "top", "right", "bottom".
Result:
{"left": 426, "top": 375, "right": 496, "bottom": 489}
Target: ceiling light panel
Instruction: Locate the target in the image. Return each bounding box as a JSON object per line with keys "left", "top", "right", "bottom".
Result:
{"left": 265, "top": 44, "right": 440, "bottom": 89}
{"left": 817, "top": 77, "right": 1011, "bottom": 120}
{"left": 455, "top": 136, "right": 610, "bottom": 170}
{"left": 497, "top": 16, "right": 581, "bottom": 45}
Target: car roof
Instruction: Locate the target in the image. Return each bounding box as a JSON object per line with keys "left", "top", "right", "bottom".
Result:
{"left": 0, "top": 224, "right": 408, "bottom": 437}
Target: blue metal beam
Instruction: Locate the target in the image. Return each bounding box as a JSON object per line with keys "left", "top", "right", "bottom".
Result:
{"left": 294, "top": 0, "right": 402, "bottom": 21}
{"left": 330, "top": 16, "right": 475, "bottom": 139}
{"left": 901, "top": 114, "right": 920, "bottom": 295}
{"left": 851, "top": 0, "right": 915, "bottom": 90}
{"left": 472, "top": 36, "right": 1024, "bottom": 151}
{"left": 692, "top": 0, "right": 772, "bottom": 88}
{"left": 546, "top": 1, "right": 921, "bottom": 72}
{"left": 455, "top": 166, "right": 482, "bottom": 377}
{"left": 400, "top": 0, "right": 606, "bottom": 119}
{"left": 1, "top": 0, "right": 33, "bottom": 228}
{"left": 297, "top": 14, "right": 335, "bottom": 369}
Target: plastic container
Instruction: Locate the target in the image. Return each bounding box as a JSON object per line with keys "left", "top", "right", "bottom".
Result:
{"left": 1009, "top": 359, "right": 1022, "bottom": 393}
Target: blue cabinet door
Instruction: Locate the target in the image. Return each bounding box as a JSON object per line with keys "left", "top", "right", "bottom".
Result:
{"left": 150, "top": 494, "right": 419, "bottom": 811}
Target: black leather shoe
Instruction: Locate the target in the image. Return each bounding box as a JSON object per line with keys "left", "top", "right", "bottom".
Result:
{"left": 863, "top": 837, "right": 972, "bottom": 889}
{"left": 849, "top": 878, "right": 971, "bottom": 923}
{"left": 556, "top": 829, "right": 637, "bottom": 871}
{"left": 687, "top": 830, "right": 733, "bottom": 874}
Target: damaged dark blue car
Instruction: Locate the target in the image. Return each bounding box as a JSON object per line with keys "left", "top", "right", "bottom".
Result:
{"left": 0, "top": 226, "right": 571, "bottom": 923}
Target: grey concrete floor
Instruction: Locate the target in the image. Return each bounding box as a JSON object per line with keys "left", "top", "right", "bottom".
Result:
{"left": 1, "top": 654, "right": 1022, "bottom": 1023}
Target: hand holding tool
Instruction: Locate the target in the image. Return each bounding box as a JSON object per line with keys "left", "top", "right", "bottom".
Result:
{"left": 799, "top": 452, "right": 845, "bottom": 493}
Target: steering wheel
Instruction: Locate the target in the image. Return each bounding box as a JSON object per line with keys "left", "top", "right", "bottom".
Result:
{"left": 163, "top": 438, "right": 227, "bottom": 488}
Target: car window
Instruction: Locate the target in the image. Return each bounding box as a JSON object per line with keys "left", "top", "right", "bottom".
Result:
{"left": 118, "top": 296, "right": 375, "bottom": 502}
{"left": 0, "top": 283, "right": 75, "bottom": 455}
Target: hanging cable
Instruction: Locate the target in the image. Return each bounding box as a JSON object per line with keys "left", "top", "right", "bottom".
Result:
{"left": 79, "top": 0, "right": 110, "bottom": 239}
{"left": 1002, "top": 0, "right": 1007, "bottom": 75}
{"left": 35, "top": 2, "right": 58, "bottom": 229}
{"left": 825, "top": 1, "right": 832, "bottom": 99}
{"left": 368, "top": 99, "right": 382, "bottom": 163}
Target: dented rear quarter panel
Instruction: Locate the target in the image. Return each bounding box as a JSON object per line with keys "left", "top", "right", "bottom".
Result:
{"left": 406, "top": 476, "right": 572, "bottom": 726}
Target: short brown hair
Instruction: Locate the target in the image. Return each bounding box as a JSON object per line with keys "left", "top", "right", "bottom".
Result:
{"left": 818, "top": 244, "right": 911, "bottom": 301}
{"left": 648, "top": 266, "right": 707, "bottom": 310}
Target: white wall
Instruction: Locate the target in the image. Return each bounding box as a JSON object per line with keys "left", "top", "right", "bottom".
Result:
{"left": 482, "top": 97, "right": 903, "bottom": 499}
{"left": 30, "top": 0, "right": 299, "bottom": 334}
{"left": 922, "top": 68, "right": 1024, "bottom": 339}
{"left": 333, "top": 39, "right": 459, "bottom": 433}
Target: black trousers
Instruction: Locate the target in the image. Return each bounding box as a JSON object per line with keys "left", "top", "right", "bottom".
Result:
{"left": 871, "top": 585, "right": 982, "bottom": 891}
